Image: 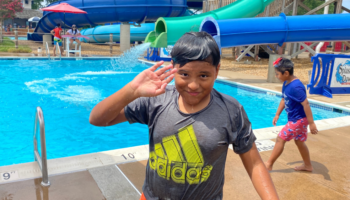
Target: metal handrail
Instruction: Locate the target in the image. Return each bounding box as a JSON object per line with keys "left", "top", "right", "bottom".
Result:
{"left": 33, "top": 107, "right": 50, "bottom": 187}
{"left": 45, "top": 42, "right": 50, "bottom": 59}
{"left": 56, "top": 43, "right": 61, "bottom": 60}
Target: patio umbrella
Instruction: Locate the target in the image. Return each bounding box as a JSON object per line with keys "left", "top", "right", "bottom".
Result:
{"left": 28, "top": 17, "right": 41, "bottom": 22}
{"left": 40, "top": 3, "right": 87, "bottom": 29}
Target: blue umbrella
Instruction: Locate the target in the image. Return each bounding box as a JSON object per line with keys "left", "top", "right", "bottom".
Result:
{"left": 28, "top": 17, "right": 41, "bottom": 22}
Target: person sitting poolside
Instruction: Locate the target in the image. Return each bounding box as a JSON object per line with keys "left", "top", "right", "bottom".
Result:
{"left": 66, "top": 24, "right": 81, "bottom": 51}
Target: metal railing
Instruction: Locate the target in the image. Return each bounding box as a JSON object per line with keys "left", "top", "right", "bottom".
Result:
{"left": 33, "top": 107, "right": 50, "bottom": 187}
{"left": 45, "top": 42, "right": 50, "bottom": 59}
{"left": 56, "top": 43, "right": 61, "bottom": 60}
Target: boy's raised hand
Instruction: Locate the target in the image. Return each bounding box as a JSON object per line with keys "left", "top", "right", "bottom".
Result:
{"left": 129, "top": 61, "right": 177, "bottom": 98}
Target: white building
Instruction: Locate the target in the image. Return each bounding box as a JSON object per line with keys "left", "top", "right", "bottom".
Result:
{"left": 22, "top": 0, "right": 33, "bottom": 9}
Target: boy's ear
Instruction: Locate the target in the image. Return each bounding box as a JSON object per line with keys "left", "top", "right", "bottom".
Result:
{"left": 215, "top": 63, "right": 221, "bottom": 78}
{"left": 284, "top": 71, "right": 290, "bottom": 77}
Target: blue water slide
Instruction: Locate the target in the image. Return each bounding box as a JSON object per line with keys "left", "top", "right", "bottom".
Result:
{"left": 79, "top": 9, "right": 195, "bottom": 44}
{"left": 29, "top": 0, "right": 189, "bottom": 41}
{"left": 200, "top": 13, "right": 350, "bottom": 49}
{"left": 80, "top": 23, "right": 155, "bottom": 43}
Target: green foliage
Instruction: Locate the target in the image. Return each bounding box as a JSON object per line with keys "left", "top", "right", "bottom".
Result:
{"left": 295, "top": 0, "right": 335, "bottom": 15}
{"left": 32, "top": 0, "right": 59, "bottom": 9}
{"left": 7, "top": 47, "right": 32, "bottom": 53}
{"left": 0, "top": 0, "right": 23, "bottom": 22}
{"left": 0, "top": 37, "right": 32, "bottom": 53}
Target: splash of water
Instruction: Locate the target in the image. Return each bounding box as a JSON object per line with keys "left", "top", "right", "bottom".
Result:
{"left": 111, "top": 42, "right": 151, "bottom": 70}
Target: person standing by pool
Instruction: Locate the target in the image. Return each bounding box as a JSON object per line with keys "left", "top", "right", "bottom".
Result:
{"left": 66, "top": 24, "right": 81, "bottom": 51}
{"left": 89, "top": 32, "right": 279, "bottom": 200}
{"left": 51, "top": 23, "right": 64, "bottom": 57}
{"left": 265, "top": 58, "right": 318, "bottom": 172}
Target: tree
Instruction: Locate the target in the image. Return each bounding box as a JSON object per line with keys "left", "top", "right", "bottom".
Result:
{"left": 0, "top": 0, "right": 23, "bottom": 43}
{"left": 296, "top": 0, "right": 335, "bottom": 15}
{"left": 32, "top": 0, "right": 59, "bottom": 9}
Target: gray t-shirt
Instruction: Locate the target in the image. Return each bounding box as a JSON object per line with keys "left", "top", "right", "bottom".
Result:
{"left": 125, "top": 85, "right": 256, "bottom": 200}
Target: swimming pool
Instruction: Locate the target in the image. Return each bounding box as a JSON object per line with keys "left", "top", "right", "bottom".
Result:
{"left": 7, "top": 37, "right": 27, "bottom": 40}
{"left": 0, "top": 59, "right": 348, "bottom": 166}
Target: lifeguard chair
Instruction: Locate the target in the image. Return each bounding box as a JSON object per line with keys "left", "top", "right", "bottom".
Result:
{"left": 65, "top": 38, "right": 81, "bottom": 57}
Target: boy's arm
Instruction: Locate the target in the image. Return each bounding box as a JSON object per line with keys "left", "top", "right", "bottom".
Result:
{"left": 301, "top": 99, "right": 318, "bottom": 134}
{"left": 273, "top": 98, "right": 285, "bottom": 126}
{"left": 50, "top": 30, "right": 55, "bottom": 36}
{"left": 89, "top": 62, "right": 176, "bottom": 126}
{"left": 240, "top": 143, "right": 279, "bottom": 200}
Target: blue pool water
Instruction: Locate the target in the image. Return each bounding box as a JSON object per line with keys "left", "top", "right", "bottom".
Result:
{"left": 8, "top": 37, "right": 27, "bottom": 40}
{"left": 0, "top": 60, "right": 348, "bottom": 166}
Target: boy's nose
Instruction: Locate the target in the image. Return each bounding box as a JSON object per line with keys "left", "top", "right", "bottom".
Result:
{"left": 188, "top": 80, "right": 199, "bottom": 91}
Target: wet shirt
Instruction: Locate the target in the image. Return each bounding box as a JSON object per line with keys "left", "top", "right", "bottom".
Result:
{"left": 282, "top": 79, "right": 307, "bottom": 122}
{"left": 124, "top": 86, "right": 256, "bottom": 200}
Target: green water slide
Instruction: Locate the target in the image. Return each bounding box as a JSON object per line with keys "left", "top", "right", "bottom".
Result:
{"left": 145, "top": 0, "right": 275, "bottom": 47}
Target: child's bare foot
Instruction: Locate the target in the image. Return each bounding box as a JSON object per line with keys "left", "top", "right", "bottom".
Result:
{"left": 264, "top": 162, "right": 273, "bottom": 171}
{"left": 294, "top": 164, "right": 313, "bottom": 172}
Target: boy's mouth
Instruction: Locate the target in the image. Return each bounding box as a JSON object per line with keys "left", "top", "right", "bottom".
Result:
{"left": 187, "top": 91, "right": 200, "bottom": 96}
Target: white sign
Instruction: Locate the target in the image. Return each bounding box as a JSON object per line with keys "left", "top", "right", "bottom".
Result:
{"left": 255, "top": 140, "right": 275, "bottom": 152}
{"left": 330, "top": 58, "right": 350, "bottom": 87}
{"left": 160, "top": 45, "right": 173, "bottom": 58}
{"left": 0, "top": 171, "right": 19, "bottom": 182}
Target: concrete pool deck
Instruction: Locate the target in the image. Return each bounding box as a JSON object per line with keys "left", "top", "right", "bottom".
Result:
{"left": 1, "top": 126, "right": 349, "bottom": 200}
{"left": 1, "top": 70, "right": 350, "bottom": 199}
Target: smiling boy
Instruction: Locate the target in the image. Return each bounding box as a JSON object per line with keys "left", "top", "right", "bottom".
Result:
{"left": 90, "top": 32, "right": 278, "bottom": 200}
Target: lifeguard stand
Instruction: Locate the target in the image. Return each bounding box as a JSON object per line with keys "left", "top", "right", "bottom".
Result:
{"left": 65, "top": 38, "right": 81, "bottom": 57}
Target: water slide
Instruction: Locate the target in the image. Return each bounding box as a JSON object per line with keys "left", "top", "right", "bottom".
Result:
{"left": 79, "top": 9, "right": 195, "bottom": 44}
{"left": 79, "top": 23, "right": 155, "bottom": 43}
{"left": 145, "top": 0, "right": 275, "bottom": 48}
{"left": 28, "top": 0, "right": 191, "bottom": 41}
{"left": 200, "top": 13, "right": 350, "bottom": 49}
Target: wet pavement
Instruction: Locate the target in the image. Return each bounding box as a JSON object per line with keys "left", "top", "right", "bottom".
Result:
{"left": 1, "top": 126, "right": 349, "bottom": 200}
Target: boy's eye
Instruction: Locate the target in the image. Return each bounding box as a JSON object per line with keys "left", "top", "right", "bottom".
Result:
{"left": 180, "top": 73, "right": 188, "bottom": 77}
{"left": 200, "top": 75, "right": 208, "bottom": 78}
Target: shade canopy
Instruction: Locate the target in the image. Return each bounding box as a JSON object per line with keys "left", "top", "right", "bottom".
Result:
{"left": 40, "top": 3, "right": 87, "bottom": 14}
{"left": 28, "top": 17, "right": 41, "bottom": 22}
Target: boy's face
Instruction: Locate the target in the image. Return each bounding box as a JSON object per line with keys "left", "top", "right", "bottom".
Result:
{"left": 275, "top": 69, "right": 289, "bottom": 82}
{"left": 173, "top": 61, "right": 220, "bottom": 106}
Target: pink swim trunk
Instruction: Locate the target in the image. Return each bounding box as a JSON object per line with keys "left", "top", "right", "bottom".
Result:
{"left": 279, "top": 117, "right": 309, "bottom": 142}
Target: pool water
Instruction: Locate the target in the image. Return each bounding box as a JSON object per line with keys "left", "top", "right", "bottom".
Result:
{"left": 0, "top": 60, "right": 348, "bottom": 166}
{"left": 7, "top": 37, "right": 27, "bottom": 40}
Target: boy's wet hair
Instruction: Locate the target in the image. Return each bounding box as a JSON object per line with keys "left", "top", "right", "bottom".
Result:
{"left": 171, "top": 32, "right": 220, "bottom": 68}
{"left": 274, "top": 57, "right": 294, "bottom": 75}
{"left": 56, "top": 23, "right": 61, "bottom": 27}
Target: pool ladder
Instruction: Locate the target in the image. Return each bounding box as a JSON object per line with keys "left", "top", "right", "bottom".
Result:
{"left": 45, "top": 42, "right": 50, "bottom": 59}
{"left": 45, "top": 42, "right": 61, "bottom": 60}
{"left": 33, "top": 107, "right": 50, "bottom": 187}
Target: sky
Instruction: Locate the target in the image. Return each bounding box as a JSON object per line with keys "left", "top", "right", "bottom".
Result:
{"left": 343, "top": 0, "right": 350, "bottom": 13}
